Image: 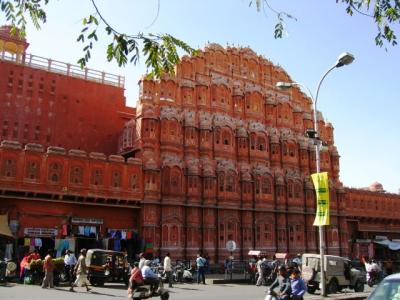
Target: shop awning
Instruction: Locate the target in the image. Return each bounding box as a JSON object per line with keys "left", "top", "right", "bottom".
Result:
{"left": 374, "top": 239, "right": 400, "bottom": 251}
{"left": 0, "top": 214, "right": 13, "bottom": 238}
{"left": 275, "top": 253, "right": 288, "bottom": 259}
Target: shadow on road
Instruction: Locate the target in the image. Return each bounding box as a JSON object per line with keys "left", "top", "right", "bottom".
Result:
{"left": 54, "top": 287, "right": 124, "bottom": 298}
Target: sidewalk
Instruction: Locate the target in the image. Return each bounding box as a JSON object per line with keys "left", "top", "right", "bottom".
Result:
{"left": 202, "top": 273, "right": 370, "bottom": 300}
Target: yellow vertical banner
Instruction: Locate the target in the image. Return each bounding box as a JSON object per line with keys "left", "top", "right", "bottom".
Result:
{"left": 311, "top": 172, "right": 330, "bottom": 226}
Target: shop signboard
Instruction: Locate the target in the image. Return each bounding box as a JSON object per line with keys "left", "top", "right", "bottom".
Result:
{"left": 71, "top": 217, "right": 103, "bottom": 225}
{"left": 24, "top": 227, "right": 58, "bottom": 237}
{"left": 356, "top": 239, "right": 371, "bottom": 243}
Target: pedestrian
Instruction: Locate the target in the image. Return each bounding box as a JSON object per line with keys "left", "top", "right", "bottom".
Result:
{"left": 64, "top": 249, "right": 77, "bottom": 285}
{"left": 41, "top": 249, "right": 54, "bottom": 288}
{"left": 196, "top": 253, "right": 206, "bottom": 284}
{"left": 70, "top": 248, "right": 91, "bottom": 292}
{"left": 19, "top": 253, "right": 31, "bottom": 282}
{"left": 256, "top": 256, "right": 267, "bottom": 286}
{"left": 163, "top": 252, "right": 173, "bottom": 287}
{"left": 269, "top": 265, "right": 291, "bottom": 300}
{"left": 138, "top": 253, "right": 146, "bottom": 270}
{"left": 290, "top": 269, "right": 306, "bottom": 300}
{"left": 292, "top": 254, "right": 302, "bottom": 271}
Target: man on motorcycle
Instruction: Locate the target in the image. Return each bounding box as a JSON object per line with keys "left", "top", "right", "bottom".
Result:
{"left": 269, "top": 266, "right": 291, "bottom": 300}
{"left": 363, "top": 256, "right": 382, "bottom": 286}
{"left": 128, "top": 262, "right": 145, "bottom": 298}
{"left": 141, "top": 260, "right": 160, "bottom": 293}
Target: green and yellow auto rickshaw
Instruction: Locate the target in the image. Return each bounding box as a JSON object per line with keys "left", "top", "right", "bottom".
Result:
{"left": 86, "top": 249, "right": 130, "bottom": 286}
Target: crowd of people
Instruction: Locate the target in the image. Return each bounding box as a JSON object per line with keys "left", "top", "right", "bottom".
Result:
{"left": 249, "top": 254, "right": 306, "bottom": 300}
{"left": 17, "top": 248, "right": 93, "bottom": 292}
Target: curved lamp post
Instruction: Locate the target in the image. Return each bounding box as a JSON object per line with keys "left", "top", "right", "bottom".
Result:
{"left": 276, "top": 52, "right": 354, "bottom": 297}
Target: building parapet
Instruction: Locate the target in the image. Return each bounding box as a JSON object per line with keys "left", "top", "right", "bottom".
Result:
{"left": 0, "top": 50, "right": 125, "bottom": 88}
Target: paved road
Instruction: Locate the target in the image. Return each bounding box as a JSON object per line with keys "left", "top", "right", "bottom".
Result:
{"left": 0, "top": 282, "right": 372, "bottom": 300}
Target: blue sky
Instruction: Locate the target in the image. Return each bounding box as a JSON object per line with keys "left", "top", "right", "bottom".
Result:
{"left": 18, "top": 0, "right": 400, "bottom": 193}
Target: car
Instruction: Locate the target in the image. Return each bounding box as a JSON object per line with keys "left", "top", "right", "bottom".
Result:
{"left": 367, "top": 273, "right": 400, "bottom": 300}
{"left": 301, "top": 253, "right": 365, "bottom": 294}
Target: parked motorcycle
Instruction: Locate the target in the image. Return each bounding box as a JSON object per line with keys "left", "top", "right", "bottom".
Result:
{"left": 0, "top": 259, "right": 6, "bottom": 283}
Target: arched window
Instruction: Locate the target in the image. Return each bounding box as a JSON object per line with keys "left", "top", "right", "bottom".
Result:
{"left": 222, "top": 130, "right": 231, "bottom": 146}
{"left": 90, "top": 169, "right": 103, "bottom": 186}
{"left": 170, "top": 168, "right": 182, "bottom": 193}
{"left": 215, "top": 128, "right": 221, "bottom": 144}
{"left": 169, "top": 121, "right": 177, "bottom": 136}
{"left": 257, "top": 137, "right": 266, "bottom": 151}
{"left": 226, "top": 175, "right": 234, "bottom": 192}
{"left": 288, "top": 181, "right": 294, "bottom": 198}
{"left": 162, "top": 167, "right": 170, "bottom": 194}
{"left": 250, "top": 134, "right": 256, "bottom": 150}
{"left": 112, "top": 171, "right": 121, "bottom": 188}
{"left": 48, "top": 162, "right": 62, "bottom": 183}
{"left": 218, "top": 173, "right": 225, "bottom": 192}
{"left": 70, "top": 165, "right": 83, "bottom": 185}
{"left": 1, "top": 158, "right": 16, "bottom": 178}
{"left": 294, "top": 183, "right": 302, "bottom": 198}
{"left": 25, "top": 160, "right": 39, "bottom": 180}
{"left": 131, "top": 174, "right": 138, "bottom": 191}
{"left": 255, "top": 178, "right": 261, "bottom": 194}
{"left": 262, "top": 177, "right": 271, "bottom": 194}
{"left": 170, "top": 225, "right": 179, "bottom": 246}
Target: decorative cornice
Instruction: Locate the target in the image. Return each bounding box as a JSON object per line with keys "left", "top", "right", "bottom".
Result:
{"left": 160, "top": 106, "right": 182, "bottom": 122}
{"left": 0, "top": 140, "right": 22, "bottom": 150}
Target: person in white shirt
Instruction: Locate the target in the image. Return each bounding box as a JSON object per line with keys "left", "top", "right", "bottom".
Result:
{"left": 64, "top": 250, "right": 77, "bottom": 285}
{"left": 363, "top": 257, "right": 381, "bottom": 282}
{"left": 256, "top": 257, "right": 267, "bottom": 286}
{"left": 163, "top": 252, "right": 173, "bottom": 288}
{"left": 138, "top": 253, "right": 146, "bottom": 270}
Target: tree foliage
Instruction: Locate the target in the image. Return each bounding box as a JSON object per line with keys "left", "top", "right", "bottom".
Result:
{"left": 0, "top": 0, "right": 399, "bottom": 77}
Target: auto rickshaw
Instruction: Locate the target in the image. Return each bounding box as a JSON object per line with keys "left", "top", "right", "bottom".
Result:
{"left": 86, "top": 249, "right": 130, "bottom": 286}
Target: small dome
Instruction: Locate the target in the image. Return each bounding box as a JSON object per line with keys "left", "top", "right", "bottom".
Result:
{"left": 369, "top": 182, "right": 384, "bottom": 192}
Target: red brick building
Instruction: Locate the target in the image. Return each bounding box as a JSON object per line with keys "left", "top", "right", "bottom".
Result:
{"left": 0, "top": 26, "right": 398, "bottom": 262}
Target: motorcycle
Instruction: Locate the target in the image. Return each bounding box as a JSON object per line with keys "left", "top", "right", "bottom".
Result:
{"left": 367, "top": 270, "right": 383, "bottom": 287}
{"left": 264, "top": 289, "right": 279, "bottom": 300}
{"left": 129, "top": 274, "right": 169, "bottom": 300}
{"left": 0, "top": 259, "right": 17, "bottom": 283}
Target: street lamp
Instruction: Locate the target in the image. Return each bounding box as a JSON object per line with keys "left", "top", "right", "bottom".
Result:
{"left": 276, "top": 52, "right": 354, "bottom": 297}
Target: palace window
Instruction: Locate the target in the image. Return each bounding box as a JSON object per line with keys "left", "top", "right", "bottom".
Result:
{"left": 70, "top": 165, "right": 83, "bottom": 185}
{"left": 91, "top": 169, "right": 103, "bottom": 186}
{"left": 1, "top": 158, "right": 17, "bottom": 178}
{"left": 262, "top": 177, "right": 271, "bottom": 194}
{"left": 48, "top": 162, "right": 62, "bottom": 183}
{"left": 131, "top": 174, "right": 138, "bottom": 191}
{"left": 25, "top": 160, "right": 39, "bottom": 181}
{"left": 112, "top": 171, "right": 121, "bottom": 188}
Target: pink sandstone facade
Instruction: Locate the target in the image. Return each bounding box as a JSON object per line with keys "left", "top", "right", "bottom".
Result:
{"left": 1, "top": 27, "right": 399, "bottom": 262}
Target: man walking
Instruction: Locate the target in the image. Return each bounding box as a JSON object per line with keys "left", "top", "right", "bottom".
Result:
{"left": 64, "top": 250, "right": 77, "bottom": 285}
{"left": 256, "top": 256, "right": 267, "bottom": 286}
{"left": 196, "top": 253, "right": 206, "bottom": 284}
{"left": 163, "top": 252, "right": 173, "bottom": 287}
{"left": 70, "top": 249, "right": 91, "bottom": 292}
{"left": 41, "top": 249, "right": 54, "bottom": 288}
